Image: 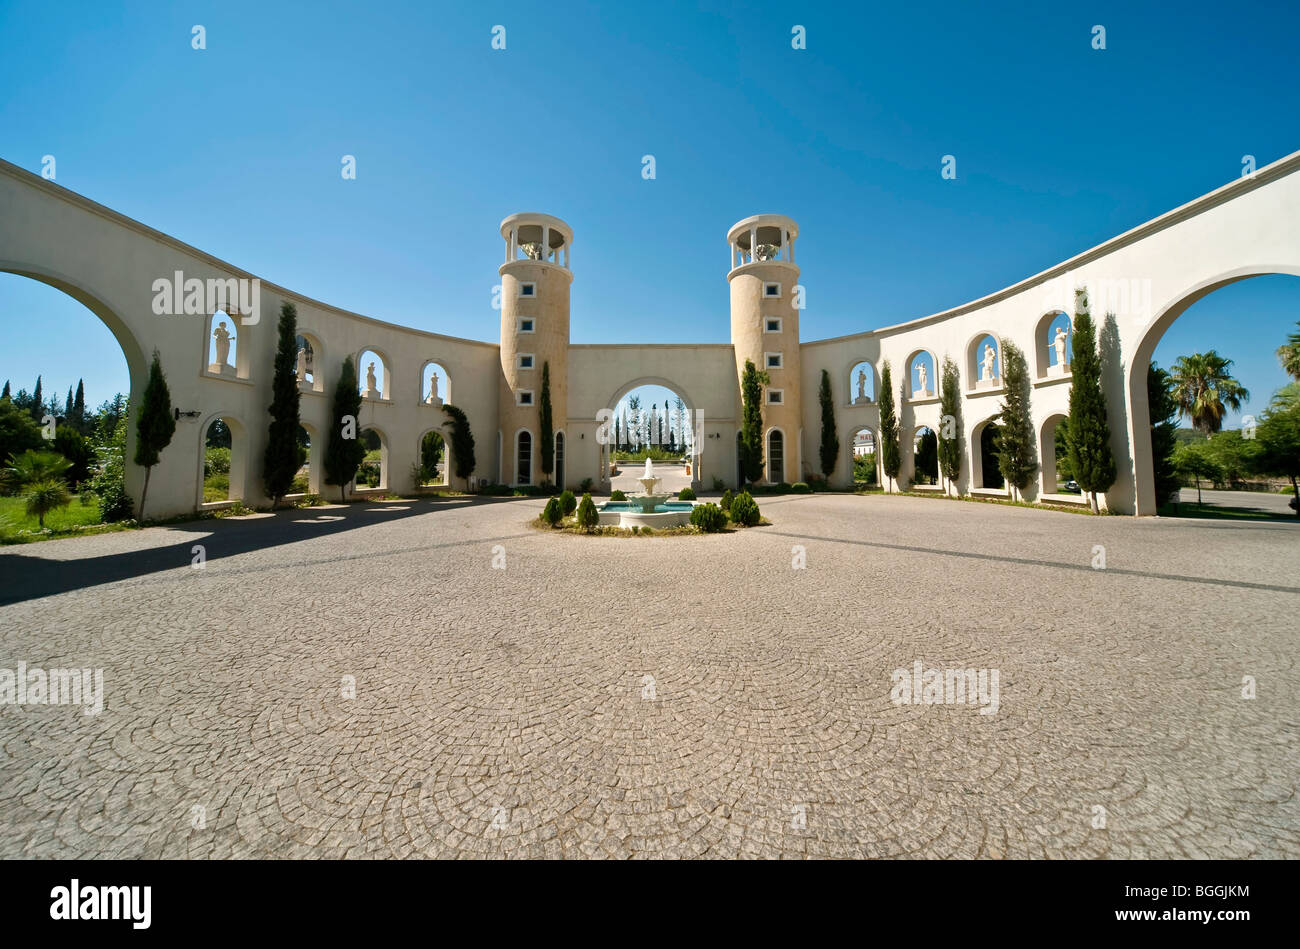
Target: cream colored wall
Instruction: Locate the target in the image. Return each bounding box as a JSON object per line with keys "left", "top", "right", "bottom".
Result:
{"left": 5, "top": 149, "right": 1299, "bottom": 517}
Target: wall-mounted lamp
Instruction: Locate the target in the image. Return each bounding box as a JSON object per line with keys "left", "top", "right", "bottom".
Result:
{"left": 174, "top": 409, "right": 201, "bottom": 420}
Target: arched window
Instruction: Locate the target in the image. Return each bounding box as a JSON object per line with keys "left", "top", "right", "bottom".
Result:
{"left": 516, "top": 430, "right": 532, "bottom": 485}
{"left": 767, "top": 429, "right": 785, "bottom": 484}
{"left": 554, "top": 431, "right": 565, "bottom": 489}
{"left": 848, "top": 361, "right": 875, "bottom": 404}
{"left": 968, "top": 334, "right": 1001, "bottom": 389}
{"left": 207, "top": 311, "right": 250, "bottom": 380}
{"left": 906, "top": 351, "right": 936, "bottom": 399}
{"left": 357, "top": 348, "right": 391, "bottom": 401}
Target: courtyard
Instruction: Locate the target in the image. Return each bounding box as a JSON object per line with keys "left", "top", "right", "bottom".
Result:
{"left": 0, "top": 493, "right": 1295, "bottom": 859}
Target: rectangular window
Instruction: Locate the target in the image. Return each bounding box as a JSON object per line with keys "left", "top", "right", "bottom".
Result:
{"left": 764, "top": 283, "right": 781, "bottom": 298}
{"left": 765, "top": 317, "right": 782, "bottom": 333}
{"left": 517, "top": 317, "right": 535, "bottom": 334}
{"left": 765, "top": 352, "right": 783, "bottom": 370}
{"left": 767, "top": 389, "right": 784, "bottom": 405}
{"left": 517, "top": 390, "right": 534, "bottom": 406}
{"left": 517, "top": 354, "right": 535, "bottom": 370}
{"left": 519, "top": 283, "right": 536, "bottom": 297}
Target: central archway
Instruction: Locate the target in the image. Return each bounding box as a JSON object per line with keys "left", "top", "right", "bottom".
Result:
{"left": 604, "top": 376, "right": 701, "bottom": 490}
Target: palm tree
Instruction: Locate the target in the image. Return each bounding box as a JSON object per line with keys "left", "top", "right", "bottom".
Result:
{"left": 1169, "top": 351, "right": 1250, "bottom": 437}
{"left": 1277, "top": 321, "right": 1300, "bottom": 382}
{"left": 6, "top": 450, "right": 73, "bottom": 529}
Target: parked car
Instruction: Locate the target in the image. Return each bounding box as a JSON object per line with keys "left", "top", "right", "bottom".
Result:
{"left": 1063, "top": 480, "right": 1081, "bottom": 494}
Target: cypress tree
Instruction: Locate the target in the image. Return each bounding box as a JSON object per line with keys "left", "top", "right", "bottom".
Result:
{"left": 442, "top": 403, "right": 477, "bottom": 490}
{"left": 1, "top": 381, "right": 9, "bottom": 400}
{"left": 994, "top": 340, "right": 1037, "bottom": 499}
{"left": 64, "top": 387, "right": 74, "bottom": 421}
{"left": 937, "top": 356, "right": 962, "bottom": 494}
{"left": 539, "top": 361, "right": 554, "bottom": 482}
{"left": 133, "top": 351, "right": 176, "bottom": 521}
{"left": 1066, "top": 290, "right": 1117, "bottom": 512}
{"left": 73, "top": 379, "right": 85, "bottom": 433}
{"left": 740, "top": 359, "right": 770, "bottom": 485}
{"left": 262, "top": 301, "right": 303, "bottom": 506}
{"left": 879, "top": 361, "right": 901, "bottom": 492}
{"left": 30, "top": 375, "right": 42, "bottom": 421}
{"left": 324, "top": 356, "right": 366, "bottom": 500}
{"left": 818, "top": 369, "right": 839, "bottom": 480}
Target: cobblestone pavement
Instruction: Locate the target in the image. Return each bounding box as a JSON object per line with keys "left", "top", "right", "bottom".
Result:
{"left": 1, "top": 494, "right": 1297, "bottom": 859}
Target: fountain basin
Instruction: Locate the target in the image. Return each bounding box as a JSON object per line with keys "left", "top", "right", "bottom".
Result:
{"left": 597, "top": 500, "right": 697, "bottom": 528}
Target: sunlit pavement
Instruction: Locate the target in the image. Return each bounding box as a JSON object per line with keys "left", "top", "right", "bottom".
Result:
{"left": 1, "top": 493, "right": 1296, "bottom": 858}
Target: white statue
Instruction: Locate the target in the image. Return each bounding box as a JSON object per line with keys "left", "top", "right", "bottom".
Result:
{"left": 213, "top": 321, "right": 233, "bottom": 366}
{"left": 857, "top": 368, "right": 867, "bottom": 402}
{"left": 296, "top": 347, "right": 307, "bottom": 381}
{"left": 366, "top": 361, "right": 378, "bottom": 396}
{"left": 427, "top": 371, "right": 439, "bottom": 403}
{"left": 917, "top": 362, "right": 928, "bottom": 393}
{"left": 981, "top": 344, "right": 997, "bottom": 382}
{"left": 1053, "top": 326, "right": 1069, "bottom": 366}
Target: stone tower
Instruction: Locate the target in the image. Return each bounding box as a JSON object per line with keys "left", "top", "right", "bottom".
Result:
{"left": 727, "top": 214, "right": 801, "bottom": 484}
{"left": 498, "top": 213, "right": 572, "bottom": 486}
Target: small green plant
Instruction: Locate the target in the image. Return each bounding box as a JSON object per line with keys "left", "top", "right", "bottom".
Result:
{"left": 609, "top": 489, "right": 627, "bottom": 501}
{"left": 689, "top": 502, "right": 727, "bottom": 532}
{"left": 541, "top": 496, "right": 563, "bottom": 526}
{"left": 678, "top": 487, "right": 696, "bottom": 500}
{"left": 559, "top": 489, "right": 577, "bottom": 515}
{"left": 579, "top": 477, "right": 594, "bottom": 493}
{"left": 640, "top": 525, "right": 654, "bottom": 536}
{"left": 791, "top": 481, "right": 811, "bottom": 494}
{"left": 23, "top": 478, "right": 71, "bottom": 529}
{"left": 719, "top": 489, "right": 733, "bottom": 513}
{"left": 296, "top": 493, "right": 325, "bottom": 508}
{"left": 576, "top": 492, "right": 599, "bottom": 531}
{"left": 730, "top": 491, "right": 761, "bottom": 526}
{"left": 711, "top": 477, "right": 725, "bottom": 491}
{"left": 631, "top": 525, "right": 640, "bottom": 535}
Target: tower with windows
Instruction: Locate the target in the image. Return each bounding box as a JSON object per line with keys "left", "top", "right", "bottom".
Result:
{"left": 498, "top": 213, "right": 572, "bottom": 486}
{"left": 728, "top": 214, "right": 801, "bottom": 483}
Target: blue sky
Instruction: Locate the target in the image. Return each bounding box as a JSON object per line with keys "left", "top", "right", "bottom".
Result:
{"left": 2, "top": 0, "right": 1297, "bottom": 426}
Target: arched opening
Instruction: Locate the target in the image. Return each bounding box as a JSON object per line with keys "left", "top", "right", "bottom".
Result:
{"left": 906, "top": 350, "right": 936, "bottom": 400}
{"left": 206, "top": 310, "right": 250, "bottom": 380}
{"left": 415, "top": 427, "right": 448, "bottom": 488}
{"left": 1128, "top": 269, "right": 1300, "bottom": 515}
{"left": 199, "top": 415, "right": 248, "bottom": 506}
{"left": 515, "top": 429, "right": 533, "bottom": 486}
{"left": 420, "top": 360, "right": 450, "bottom": 406}
{"left": 911, "top": 426, "right": 938, "bottom": 485}
{"left": 0, "top": 271, "right": 142, "bottom": 525}
{"left": 971, "top": 416, "right": 1004, "bottom": 490}
{"left": 295, "top": 331, "right": 324, "bottom": 393}
{"left": 849, "top": 427, "right": 878, "bottom": 487}
{"left": 848, "top": 360, "right": 876, "bottom": 404}
{"left": 358, "top": 427, "right": 388, "bottom": 490}
{"left": 357, "top": 348, "right": 391, "bottom": 401}
{"left": 967, "top": 333, "right": 1001, "bottom": 390}
{"left": 1039, "top": 414, "right": 1070, "bottom": 496}
{"left": 1035, "top": 311, "right": 1071, "bottom": 379}
{"left": 766, "top": 428, "right": 785, "bottom": 484}
{"left": 554, "top": 431, "right": 565, "bottom": 490}
{"left": 736, "top": 429, "right": 745, "bottom": 489}
{"left": 607, "top": 378, "right": 699, "bottom": 491}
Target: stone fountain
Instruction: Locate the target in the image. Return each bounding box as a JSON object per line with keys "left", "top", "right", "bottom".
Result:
{"left": 634, "top": 458, "right": 669, "bottom": 513}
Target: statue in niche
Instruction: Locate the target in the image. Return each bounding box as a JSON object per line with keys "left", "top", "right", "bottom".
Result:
{"left": 213, "top": 321, "right": 234, "bottom": 367}
{"left": 426, "top": 371, "right": 440, "bottom": 404}
{"left": 857, "top": 368, "right": 867, "bottom": 402}
{"left": 917, "top": 362, "right": 928, "bottom": 393}
{"left": 1053, "top": 326, "right": 1070, "bottom": 367}
{"left": 981, "top": 344, "right": 997, "bottom": 382}
{"left": 365, "top": 361, "right": 378, "bottom": 397}
{"left": 296, "top": 347, "right": 308, "bottom": 381}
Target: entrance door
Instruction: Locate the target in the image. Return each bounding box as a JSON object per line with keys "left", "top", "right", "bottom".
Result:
{"left": 554, "top": 432, "right": 565, "bottom": 489}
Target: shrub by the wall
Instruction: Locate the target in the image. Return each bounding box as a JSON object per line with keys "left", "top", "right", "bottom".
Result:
{"left": 678, "top": 487, "right": 696, "bottom": 501}
{"left": 719, "top": 489, "right": 733, "bottom": 513}
{"left": 689, "top": 502, "right": 727, "bottom": 532}
{"left": 791, "top": 481, "right": 811, "bottom": 494}
{"left": 730, "top": 491, "right": 761, "bottom": 526}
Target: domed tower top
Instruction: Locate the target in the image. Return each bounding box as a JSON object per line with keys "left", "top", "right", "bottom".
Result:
{"left": 727, "top": 214, "right": 798, "bottom": 273}
{"left": 501, "top": 212, "right": 573, "bottom": 273}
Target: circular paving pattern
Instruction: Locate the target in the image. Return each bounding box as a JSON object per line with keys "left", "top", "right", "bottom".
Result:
{"left": 0, "top": 493, "right": 1296, "bottom": 858}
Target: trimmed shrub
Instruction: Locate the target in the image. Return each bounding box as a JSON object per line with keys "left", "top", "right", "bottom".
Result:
{"left": 711, "top": 477, "right": 725, "bottom": 491}
{"left": 541, "top": 497, "right": 562, "bottom": 526}
{"left": 640, "top": 525, "right": 654, "bottom": 536}
{"left": 559, "top": 489, "right": 577, "bottom": 514}
{"left": 678, "top": 487, "right": 696, "bottom": 500}
{"left": 775, "top": 482, "right": 792, "bottom": 493}
{"left": 609, "top": 489, "right": 626, "bottom": 501}
{"left": 579, "top": 477, "right": 594, "bottom": 493}
{"left": 576, "top": 492, "right": 599, "bottom": 531}
{"left": 719, "top": 489, "right": 733, "bottom": 513}
{"left": 730, "top": 491, "right": 761, "bottom": 526}
{"left": 791, "top": 481, "right": 811, "bottom": 494}
{"left": 689, "top": 502, "right": 727, "bottom": 532}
